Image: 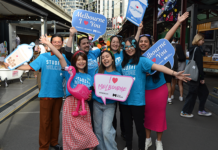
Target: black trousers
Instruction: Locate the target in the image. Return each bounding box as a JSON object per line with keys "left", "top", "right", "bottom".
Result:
{"left": 113, "top": 102, "right": 125, "bottom": 134}
{"left": 88, "top": 100, "right": 94, "bottom": 131}
{"left": 182, "top": 80, "right": 209, "bottom": 114}
{"left": 120, "top": 104, "right": 145, "bottom": 150}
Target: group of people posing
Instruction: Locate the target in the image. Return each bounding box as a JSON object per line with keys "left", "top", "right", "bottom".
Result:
{"left": 7, "top": 11, "right": 211, "bottom": 150}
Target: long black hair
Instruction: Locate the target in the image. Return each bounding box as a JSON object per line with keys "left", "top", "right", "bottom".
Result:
{"left": 138, "top": 35, "right": 160, "bottom": 83}
{"left": 175, "top": 44, "right": 186, "bottom": 62}
{"left": 122, "top": 37, "right": 141, "bottom": 68}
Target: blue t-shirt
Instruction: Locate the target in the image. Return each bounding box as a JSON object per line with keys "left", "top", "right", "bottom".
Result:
{"left": 114, "top": 50, "right": 123, "bottom": 72}
{"left": 145, "top": 72, "right": 166, "bottom": 90}
{"left": 87, "top": 49, "right": 101, "bottom": 77}
{"left": 119, "top": 57, "right": 154, "bottom": 106}
{"left": 64, "top": 71, "right": 93, "bottom": 97}
{"left": 92, "top": 70, "right": 121, "bottom": 104}
{"left": 30, "top": 53, "right": 68, "bottom": 98}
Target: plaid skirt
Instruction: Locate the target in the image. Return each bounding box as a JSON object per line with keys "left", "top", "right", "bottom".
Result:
{"left": 62, "top": 96, "right": 99, "bottom": 150}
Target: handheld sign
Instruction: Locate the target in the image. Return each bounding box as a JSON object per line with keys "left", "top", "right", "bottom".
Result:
{"left": 142, "top": 39, "right": 175, "bottom": 74}
{"left": 72, "top": 9, "right": 107, "bottom": 42}
{"left": 94, "top": 74, "right": 134, "bottom": 105}
{"left": 126, "top": 0, "right": 148, "bottom": 26}
{"left": 4, "top": 42, "right": 35, "bottom": 70}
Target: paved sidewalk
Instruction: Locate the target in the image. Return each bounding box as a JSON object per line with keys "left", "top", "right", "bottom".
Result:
{"left": 0, "top": 87, "right": 218, "bottom": 150}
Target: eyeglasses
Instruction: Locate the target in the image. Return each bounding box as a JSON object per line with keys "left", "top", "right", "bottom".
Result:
{"left": 139, "top": 34, "right": 151, "bottom": 38}
{"left": 124, "top": 45, "right": 135, "bottom": 50}
{"left": 77, "top": 34, "right": 87, "bottom": 39}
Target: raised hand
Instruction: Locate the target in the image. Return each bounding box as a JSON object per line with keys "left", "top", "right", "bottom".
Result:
{"left": 177, "top": 12, "right": 189, "bottom": 23}
{"left": 70, "top": 27, "right": 77, "bottom": 37}
{"left": 39, "top": 34, "right": 49, "bottom": 44}
{"left": 175, "top": 71, "right": 191, "bottom": 82}
{"left": 138, "top": 21, "right": 143, "bottom": 31}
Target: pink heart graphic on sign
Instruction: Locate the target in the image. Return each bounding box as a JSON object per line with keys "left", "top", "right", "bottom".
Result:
{"left": 16, "top": 55, "right": 18, "bottom": 57}
{"left": 152, "top": 58, "right": 156, "bottom": 62}
{"left": 136, "top": 6, "right": 139, "bottom": 9}
{"left": 84, "top": 21, "right": 89, "bottom": 25}
{"left": 112, "top": 78, "right": 118, "bottom": 84}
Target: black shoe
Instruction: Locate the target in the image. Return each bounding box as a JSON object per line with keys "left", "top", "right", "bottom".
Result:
{"left": 51, "top": 144, "right": 63, "bottom": 150}
{"left": 121, "top": 132, "right": 126, "bottom": 141}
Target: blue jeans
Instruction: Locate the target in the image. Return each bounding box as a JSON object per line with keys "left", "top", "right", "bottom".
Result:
{"left": 93, "top": 100, "right": 118, "bottom": 150}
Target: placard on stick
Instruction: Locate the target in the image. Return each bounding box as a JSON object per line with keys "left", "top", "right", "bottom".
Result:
{"left": 4, "top": 42, "right": 35, "bottom": 70}
{"left": 126, "top": 0, "right": 148, "bottom": 26}
{"left": 94, "top": 74, "right": 134, "bottom": 105}
{"left": 72, "top": 9, "right": 107, "bottom": 42}
{"left": 142, "top": 39, "right": 175, "bottom": 74}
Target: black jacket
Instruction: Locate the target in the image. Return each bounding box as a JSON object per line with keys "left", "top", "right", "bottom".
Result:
{"left": 189, "top": 45, "right": 204, "bottom": 80}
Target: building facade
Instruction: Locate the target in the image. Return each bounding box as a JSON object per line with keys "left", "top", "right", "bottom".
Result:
{"left": 52, "top": 0, "right": 88, "bottom": 16}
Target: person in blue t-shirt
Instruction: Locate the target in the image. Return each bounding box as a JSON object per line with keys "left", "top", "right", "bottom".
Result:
{"left": 64, "top": 27, "right": 101, "bottom": 128}
{"left": 92, "top": 50, "right": 121, "bottom": 150}
{"left": 134, "top": 12, "right": 189, "bottom": 150}
{"left": 120, "top": 37, "right": 191, "bottom": 150}
{"left": 16, "top": 33, "right": 73, "bottom": 150}
{"left": 40, "top": 35, "right": 99, "bottom": 150}
{"left": 109, "top": 35, "right": 125, "bottom": 139}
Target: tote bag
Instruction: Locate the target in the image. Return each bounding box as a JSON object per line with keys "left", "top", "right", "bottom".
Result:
{"left": 184, "top": 47, "right": 199, "bottom": 81}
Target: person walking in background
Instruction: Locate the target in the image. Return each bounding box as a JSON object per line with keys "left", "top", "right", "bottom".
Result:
{"left": 171, "top": 44, "right": 187, "bottom": 101}
{"left": 181, "top": 33, "right": 212, "bottom": 118}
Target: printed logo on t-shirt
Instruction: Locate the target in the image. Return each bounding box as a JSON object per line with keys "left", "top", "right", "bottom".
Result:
{"left": 115, "top": 57, "right": 122, "bottom": 67}
{"left": 73, "top": 76, "right": 91, "bottom": 88}
{"left": 88, "top": 59, "right": 98, "bottom": 69}
{"left": 46, "top": 60, "right": 61, "bottom": 70}
{"left": 122, "top": 64, "right": 136, "bottom": 80}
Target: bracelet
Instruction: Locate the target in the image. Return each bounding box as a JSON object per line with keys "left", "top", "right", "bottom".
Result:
{"left": 172, "top": 71, "right": 174, "bottom": 76}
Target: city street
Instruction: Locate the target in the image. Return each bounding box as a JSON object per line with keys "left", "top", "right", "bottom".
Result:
{"left": 0, "top": 85, "right": 218, "bottom": 150}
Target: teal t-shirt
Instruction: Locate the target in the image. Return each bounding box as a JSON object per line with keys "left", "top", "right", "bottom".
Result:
{"left": 30, "top": 53, "right": 68, "bottom": 98}
{"left": 87, "top": 49, "right": 101, "bottom": 77}
{"left": 92, "top": 70, "right": 121, "bottom": 104}
{"left": 145, "top": 72, "right": 166, "bottom": 90}
{"left": 114, "top": 50, "right": 123, "bottom": 68}
{"left": 64, "top": 71, "right": 93, "bottom": 97}
{"left": 119, "top": 57, "right": 154, "bottom": 106}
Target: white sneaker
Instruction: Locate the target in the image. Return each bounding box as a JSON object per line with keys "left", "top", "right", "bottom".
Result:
{"left": 198, "top": 110, "right": 212, "bottom": 116}
{"left": 180, "top": 111, "right": 194, "bottom": 118}
{"left": 156, "top": 140, "right": 163, "bottom": 150}
{"left": 145, "top": 137, "right": 152, "bottom": 150}
{"left": 168, "top": 98, "right": 172, "bottom": 104}
{"left": 179, "top": 96, "right": 183, "bottom": 101}
{"left": 171, "top": 95, "right": 174, "bottom": 99}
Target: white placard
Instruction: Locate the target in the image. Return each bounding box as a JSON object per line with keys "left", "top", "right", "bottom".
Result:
{"left": 94, "top": 74, "right": 134, "bottom": 105}
{"left": 4, "top": 42, "right": 35, "bottom": 70}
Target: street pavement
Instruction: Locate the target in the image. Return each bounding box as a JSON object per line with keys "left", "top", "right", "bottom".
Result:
{"left": 0, "top": 86, "right": 218, "bottom": 150}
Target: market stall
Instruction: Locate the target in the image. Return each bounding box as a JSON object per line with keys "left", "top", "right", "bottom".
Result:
{"left": 203, "top": 56, "right": 218, "bottom": 73}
